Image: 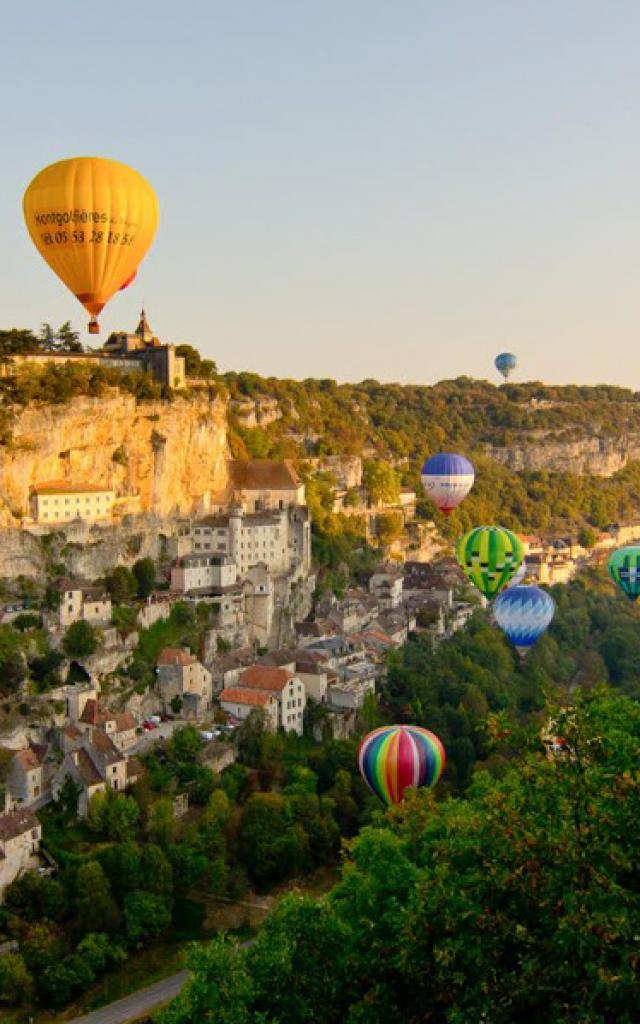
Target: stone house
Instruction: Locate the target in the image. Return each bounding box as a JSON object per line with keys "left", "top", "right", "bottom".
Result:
{"left": 0, "top": 808, "right": 42, "bottom": 900}
{"left": 368, "top": 571, "right": 404, "bottom": 609}
{"left": 157, "top": 648, "right": 213, "bottom": 717}
{"left": 51, "top": 578, "right": 112, "bottom": 629}
{"left": 6, "top": 747, "right": 49, "bottom": 808}
{"left": 237, "top": 665, "right": 306, "bottom": 736}
{"left": 52, "top": 732, "right": 140, "bottom": 817}
{"left": 30, "top": 483, "right": 115, "bottom": 525}
{"left": 78, "top": 699, "right": 138, "bottom": 752}
{"left": 218, "top": 687, "right": 279, "bottom": 733}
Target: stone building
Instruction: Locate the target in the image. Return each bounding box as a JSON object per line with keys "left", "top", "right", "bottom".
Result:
{"left": 0, "top": 808, "right": 42, "bottom": 900}
{"left": 77, "top": 699, "right": 137, "bottom": 752}
{"left": 218, "top": 687, "right": 279, "bottom": 732}
{"left": 186, "top": 505, "right": 311, "bottom": 580}
{"left": 51, "top": 732, "right": 141, "bottom": 817}
{"left": 103, "top": 310, "right": 186, "bottom": 389}
{"left": 50, "top": 578, "right": 112, "bottom": 628}
{"left": 156, "top": 648, "right": 213, "bottom": 717}
{"left": 237, "top": 665, "right": 306, "bottom": 736}
{"left": 170, "top": 553, "right": 237, "bottom": 594}
{"left": 30, "top": 483, "right": 115, "bottom": 524}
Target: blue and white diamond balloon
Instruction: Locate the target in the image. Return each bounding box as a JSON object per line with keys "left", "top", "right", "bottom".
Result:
{"left": 493, "top": 585, "right": 555, "bottom": 653}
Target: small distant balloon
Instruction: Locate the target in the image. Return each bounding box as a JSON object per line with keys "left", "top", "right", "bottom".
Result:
{"left": 421, "top": 453, "right": 475, "bottom": 515}
{"left": 493, "top": 585, "right": 555, "bottom": 653}
{"left": 358, "top": 725, "right": 445, "bottom": 807}
{"left": 608, "top": 547, "right": 640, "bottom": 601}
{"left": 456, "top": 525, "right": 524, "bottom": 599}
{"left": 495, "top": 352, "right": 518, "bottom": 380}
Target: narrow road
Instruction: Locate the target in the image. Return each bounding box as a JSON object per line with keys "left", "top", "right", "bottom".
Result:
{"left": 67, "top": 969, "right": 189, "bottom": 1024}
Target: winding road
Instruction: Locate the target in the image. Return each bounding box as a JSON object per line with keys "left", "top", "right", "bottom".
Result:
{"left": 67, "top": 970, "right": 189, "bottom": 1024}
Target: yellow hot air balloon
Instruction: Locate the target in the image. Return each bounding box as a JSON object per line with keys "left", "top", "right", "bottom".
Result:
{"left": 23, "top": 157, "right": 159, "bottom": 334}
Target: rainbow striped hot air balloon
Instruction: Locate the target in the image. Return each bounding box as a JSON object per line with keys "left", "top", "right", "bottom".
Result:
{"left": 421, "top": 453, "right": 475, "bottom": 515}
{"left": 608, "top": 546, "right": 640, "bottom": 601}
{"left": 358, "top": 725, "right": 445, "bottom": 807}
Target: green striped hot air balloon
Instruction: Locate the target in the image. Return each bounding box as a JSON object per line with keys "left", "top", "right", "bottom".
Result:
{"left": 456, "top": 526, "right": 524, "bottom": 599}
{"left": 608, "top": 546, "right": 640, "bottom": 601}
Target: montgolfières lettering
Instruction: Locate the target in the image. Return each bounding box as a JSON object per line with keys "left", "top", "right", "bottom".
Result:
{"left": 421, "top": 452, "right": 474, "bottom": 515}
{"left": 23, "top": 156, "right": 159, "bottom": 334}
{"left": 358, "top": 725, "right": 445, "bottom": 807}
{"left": 456, "top": 525, "right": 523, "bottom": 599}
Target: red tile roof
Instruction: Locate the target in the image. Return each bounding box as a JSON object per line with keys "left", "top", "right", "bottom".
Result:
{"left": 14, "top": 748, "right": 41, "bottom": 770}
{"left": 239, "top": 665, "right": 294, "bottom": 693}
{"left": 220, "top": 687, "right": 275, "bottom": 707}
{"left": 230, "top": 459, "right": 301, "bottom": 490}
{"left": 157, "top": 648, "right": 196, "bottom": 667}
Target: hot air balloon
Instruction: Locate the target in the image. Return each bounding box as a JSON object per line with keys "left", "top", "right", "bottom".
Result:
{"left": 358, "top": 725, "right": 445, "bottom": 807}
{"left": 493, "top": 585, "right": 555, "bottom": 654}
{"left": 456, "top": 526, "right": 524, "bottom": 599}
{"left": 119, "top": 269, "right": 137, "bottom": 291}
{"left": 608, "top": 546, "right": 640, "bottom": 601}
{"left": 495, "top": 352, "right": 517, "bottom": 380}
{"left": 23, "top": 157, "right": 159, "bottom": 335}
{"left": 421, "top": 453, "right": 475, "bottom": 515}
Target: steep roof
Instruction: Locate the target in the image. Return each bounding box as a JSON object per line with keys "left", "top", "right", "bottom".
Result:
{"left": 73, "top": 748, "right": 103, "bottom": 786}
{"left": 13, "top": 748, "right": 41, "bottom": 770}
{"left": 88, "top": 731, "right": 122, "bottom": 765}
{"left": 239, "top": 665, "right": 294, "bottom": 693}
{"left": 257, "top": 648, "right": 298, "bottom": 668}
{"left": 0, "top": 807, "right": 40, "bottom": 842}
{"left": 114, "top": 712, "right": 137, "bottom": 732}
{"left": 220, "top": 687, "right": 275, "bottom": 707}
{"left": 157, "top": 648, "right": 196, "bottom": 667}
{"left": 229, "top": 459, "right": 301, "bottom": 491}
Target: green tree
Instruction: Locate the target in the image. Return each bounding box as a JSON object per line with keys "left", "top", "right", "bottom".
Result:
{"left": 159, "top": 938, "right": 252, "bottom": 1024}
{"left": 0, "top": 625, "right": 25, "bottom": 693}
{"left": 5, "top": 871, "right": 65, "bottom": 922}
{"left": 74, "top": 861, "right": 121, "bottom": 936}
{"left": 0, "top": 953, "right": 33, "bottom": 1004}
{"left": 133, "top": 557, "right": 156, "bottom": 598}
{"left": 362, "top": 460, "right": 400, "bottom": 505}
{"left": 106, "top": 565, "right": 137, "bottom": 603}
{"left": 124, "top": 890, "right": 172, "bottom": 945}
{"left": 238, "top": 793, "right": 304, "bottom": 889}
{"left": 63, "top": 619, "right": 98, "bottom": 658}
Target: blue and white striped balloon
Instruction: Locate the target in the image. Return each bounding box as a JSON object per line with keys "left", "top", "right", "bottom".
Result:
{"left": 493, "top": 585, "right": 555, "bottom": 652}
{"left": 420, "top": 452, "right": 475, "bottom": 515}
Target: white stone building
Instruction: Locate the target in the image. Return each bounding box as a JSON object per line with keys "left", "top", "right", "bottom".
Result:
{"left": 30, "top": 483, "right": 115, "bottom": 524}
{"left": 0, "top": 808, "right": 42, "bottom": 900}
{"left": 170, "top": 554, "right": 237, "bottom": 594}
{"left": 51, "top": 579, "right": 112, "bottom": 629}
{"left": 52, "top": 732, "right": 141, "bottom": 817}
{"left": 237, "top": 665, "right": 306, "bottom": 735}
{"left": 218, "top": 687, "right": 279, "bottom": 732}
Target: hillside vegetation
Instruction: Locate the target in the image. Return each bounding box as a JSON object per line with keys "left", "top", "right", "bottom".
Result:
{"left": 224, "top": 373, "right": 640, "bottom": 538}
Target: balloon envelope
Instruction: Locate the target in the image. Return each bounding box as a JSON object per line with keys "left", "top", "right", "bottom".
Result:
{"left": 421, "top": 452, "right": 474, "bottom": 515}
{"left": 495, "top": 352, "right": 517, "bottom": 380}
{"left": 493, "top": 585, "right": 555, "bottom": 649}
{"left": 358, "top": 725, "right": 445, "bottom": 806}
{"left": 456, "top": 526, "right": 524, "bottom": 598}
{"left": 608, "top": 546, "right": 640, "bottom": 600}
{"left": 23, "top": 157, "right": 158, "bottom": 329}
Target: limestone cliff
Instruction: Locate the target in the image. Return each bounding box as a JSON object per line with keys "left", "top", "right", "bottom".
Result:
{"left": 0, "top": 391, "right": 229, "bottom": 526}
{"left": 485, "top": 434, "right": 640, "bottom": 477}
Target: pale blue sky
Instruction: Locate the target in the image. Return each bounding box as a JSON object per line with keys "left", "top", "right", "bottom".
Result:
{"left": 2, "top": 1, "right": 639, "bottom": 385}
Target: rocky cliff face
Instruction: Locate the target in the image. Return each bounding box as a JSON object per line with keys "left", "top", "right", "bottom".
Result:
{"left": 485, "top": 435, "right": 640, "bottom": 477}
{"left": 0, "top": 391, "right": 229, "bottom": 527}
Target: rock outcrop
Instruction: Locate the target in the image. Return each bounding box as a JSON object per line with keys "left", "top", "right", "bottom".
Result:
{"left": 0, "top": 391, "right": 229, "bottom": 526}
{"left": 485, "top": 435, "right": 640, "bottom": 477}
